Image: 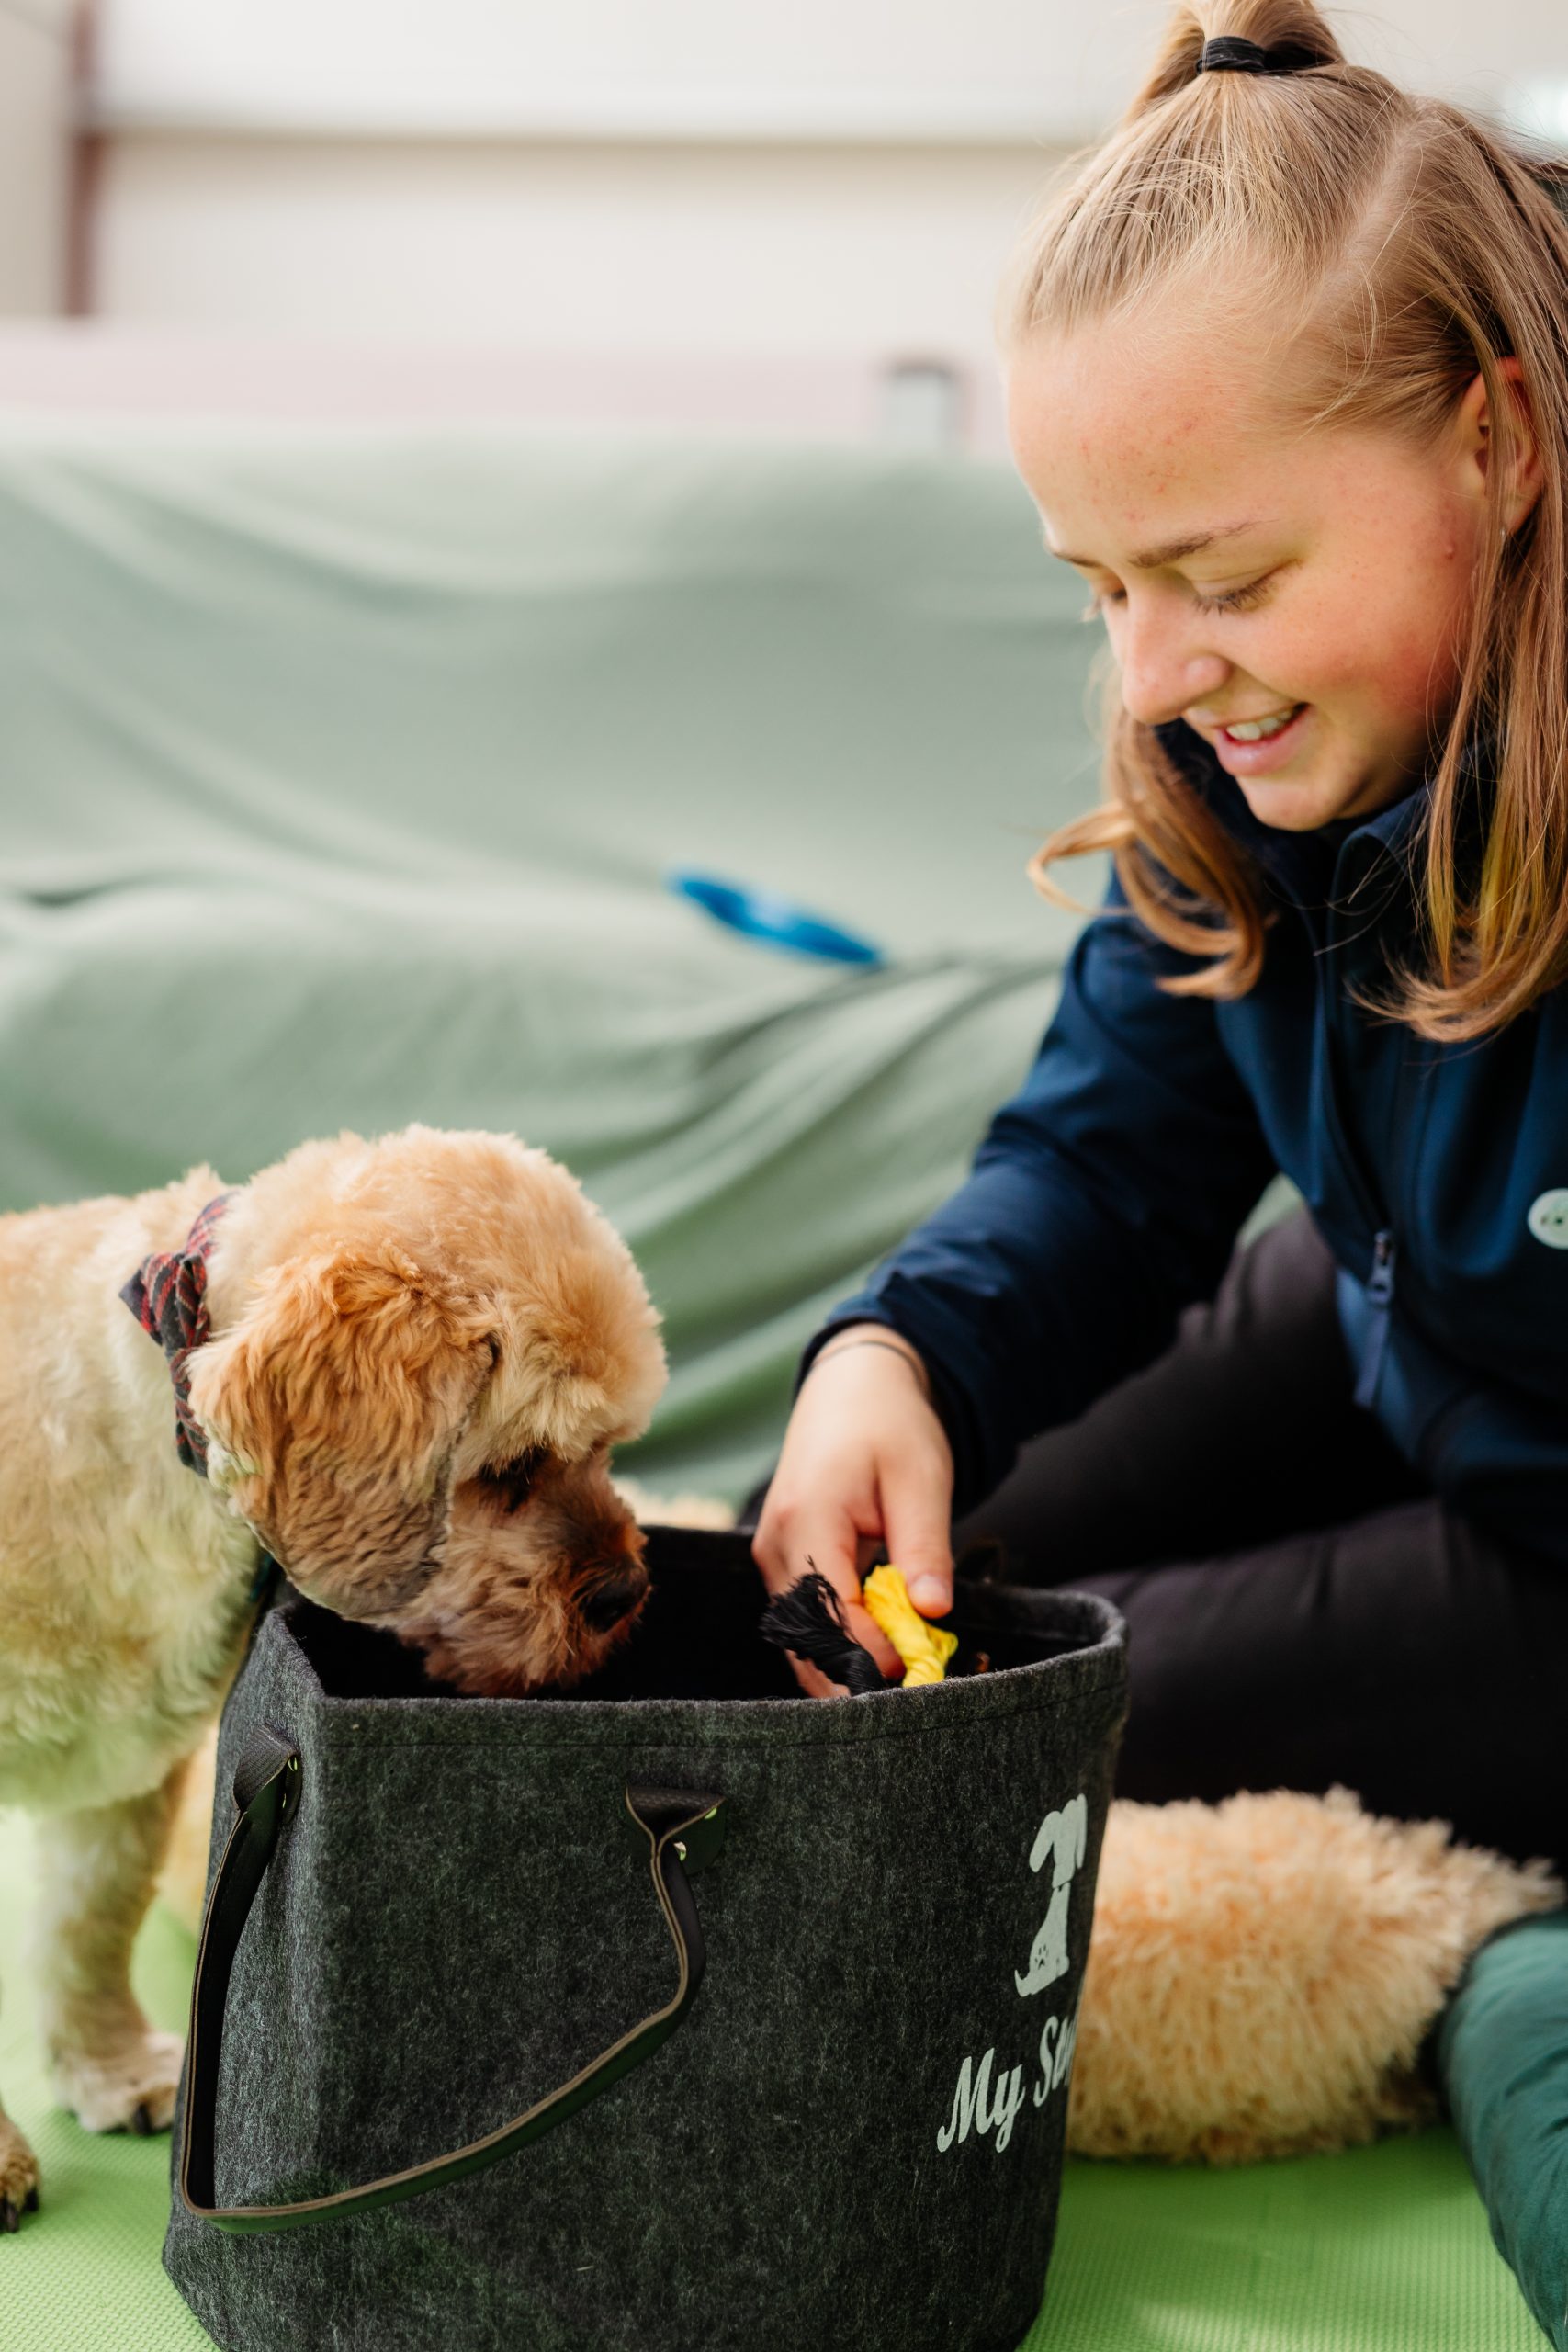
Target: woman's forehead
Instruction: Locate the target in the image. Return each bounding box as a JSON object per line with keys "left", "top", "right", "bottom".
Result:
{"left": 1005, "top": 317, "right": 1342, "bottom": 566}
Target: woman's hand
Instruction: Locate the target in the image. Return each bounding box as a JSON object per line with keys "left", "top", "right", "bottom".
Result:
{"left": 751, "top": 1326, "right": 955, "bottom": 1696}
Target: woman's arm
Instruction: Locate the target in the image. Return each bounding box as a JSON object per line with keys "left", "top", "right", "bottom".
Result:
{"left": 797, "top": 868, "right": 1280, "bottom": 1517}
{"left": 755, "top": 871, "right": 1278, "bottom": 1677}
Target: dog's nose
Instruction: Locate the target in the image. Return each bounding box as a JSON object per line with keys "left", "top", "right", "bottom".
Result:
{"left": 580, "top": 1566, "right": 649, "bottom": 1632}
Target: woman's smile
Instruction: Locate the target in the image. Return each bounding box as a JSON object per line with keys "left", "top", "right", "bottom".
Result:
{"left": 1199, "top": 700, "right": 1312, "bottom": 777}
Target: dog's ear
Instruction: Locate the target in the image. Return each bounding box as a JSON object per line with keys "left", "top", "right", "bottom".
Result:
{"left": 186, "top": 1234, "right": 498, "bottom": 1615}
{"left": 503, "top": 1240, "right": 667, "bottom": 1458}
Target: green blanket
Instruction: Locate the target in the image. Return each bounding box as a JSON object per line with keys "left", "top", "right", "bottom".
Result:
{"left": 1441, "top": 1913, "right": 1568, "bottom": 2352}
{"left": 0, "top": 424, "right": 1107, "bottom": 1505}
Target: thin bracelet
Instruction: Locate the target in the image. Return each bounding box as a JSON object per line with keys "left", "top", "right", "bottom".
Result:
{"left": 807, "top": 1334, "right": 931, "bottom": 1400}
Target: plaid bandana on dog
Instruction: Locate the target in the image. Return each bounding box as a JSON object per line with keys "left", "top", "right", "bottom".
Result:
{"left": 120, "top": 1191, "right": 238, "bottom": 1476}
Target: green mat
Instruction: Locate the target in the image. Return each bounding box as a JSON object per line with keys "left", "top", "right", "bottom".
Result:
{"left": 0, "top": 1815, "right": 1540, "bottom": 2352}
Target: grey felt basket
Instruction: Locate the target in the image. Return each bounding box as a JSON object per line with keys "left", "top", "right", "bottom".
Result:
{"left": 163, "top": 1527, "right": 1128, "bottom": 2352}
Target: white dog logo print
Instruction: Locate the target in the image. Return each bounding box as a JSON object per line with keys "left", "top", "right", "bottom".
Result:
{"left": 935, "top": 1789, "right": 1089, "bottom": 2154}
{"left": 1013, "top": 1794, "right": 1088, "bottom": 1997}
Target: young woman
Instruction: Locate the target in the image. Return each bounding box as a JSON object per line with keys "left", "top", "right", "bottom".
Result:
{"left": 752, "top": 0, "right": 1568, "bottom": 1868}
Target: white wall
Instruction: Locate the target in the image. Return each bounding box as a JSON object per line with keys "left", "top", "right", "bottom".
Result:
{"left": 92, "top": 0, "right": 1155, "bottom": 142}
{"left": 85, "top": 0, "right": 1568, "bottom": 138}
{"left": 62, "top": 0, "right": 1568, "bottom": 426}
{"left": 91, "top": 137, "right": 1055, "bottom": 362}
{"left": 0, "top": 0, "right": 73, "bottom": 314}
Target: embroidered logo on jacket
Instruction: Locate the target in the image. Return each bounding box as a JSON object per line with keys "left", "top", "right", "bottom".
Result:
{"left": 1527, "top": 1190, "right": 1568, "bottom": 1249}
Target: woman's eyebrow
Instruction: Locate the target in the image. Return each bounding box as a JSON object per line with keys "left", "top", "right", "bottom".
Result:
{"left": 1044, "top": 519, "right": 1267, "bottom": 569}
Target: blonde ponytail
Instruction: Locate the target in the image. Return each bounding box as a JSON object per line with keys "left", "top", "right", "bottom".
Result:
{"left": 1123, "top": 1, "right": 1341, "bottom": 119}
{"left": 1007, "top": 0, "right": 1568, "bottom": 1038}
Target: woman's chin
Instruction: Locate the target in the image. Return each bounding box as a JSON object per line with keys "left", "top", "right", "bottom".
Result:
{"left": 1234, "top": 774, "right": 1345, "bottom": 831}
{"left": 1232, "top": 739, "right": 1420, "bottom": 834}
{"left": 1235, "top": 760, "right": 1395, "bottom": 834}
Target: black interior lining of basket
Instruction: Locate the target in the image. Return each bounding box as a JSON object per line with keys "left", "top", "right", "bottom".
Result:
{"left": 288, "top": 1525, "right": 1089, "bottom": 1704}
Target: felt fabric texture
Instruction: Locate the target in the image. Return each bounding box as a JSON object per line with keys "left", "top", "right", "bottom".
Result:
{"left": 0, "top": 424, "right": 1122, "bottom": 1510}
{"left": 0, "top": 1807, "right": 1549, "bottom": 2352}
{"left": 1438, "top": 1909, "right": 1568, "bottom": 2351}
{"left": 161, "top": 1536, "right": 1129, "bottom": 2352}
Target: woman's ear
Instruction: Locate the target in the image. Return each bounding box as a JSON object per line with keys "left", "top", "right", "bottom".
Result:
{"left": 1457, "top": 357, "right": 1546, "bottom": 534}
{"left": 186, "top": 1235, "right": 498, "bottom": 1616}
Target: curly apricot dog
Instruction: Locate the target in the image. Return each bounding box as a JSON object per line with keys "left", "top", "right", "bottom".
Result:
{"left": 0, "top": 1125, "right": 665, "bottom": 2229}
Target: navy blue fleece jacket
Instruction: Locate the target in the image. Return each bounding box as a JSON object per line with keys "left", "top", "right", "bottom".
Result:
{"left": 805, "top": 723, "right": 1568, "bottom": 1567}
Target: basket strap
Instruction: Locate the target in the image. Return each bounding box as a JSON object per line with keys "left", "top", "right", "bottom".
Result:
{"left": 179, "top": 1723, "right": 726, "bottom": 2234}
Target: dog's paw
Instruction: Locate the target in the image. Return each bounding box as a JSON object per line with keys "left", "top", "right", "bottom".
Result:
{"left": 0, "top": 2118, "right": 40, "bottom": 2234}
{"left": 51, "top": 2030, "right": 185, "bottom": 2136}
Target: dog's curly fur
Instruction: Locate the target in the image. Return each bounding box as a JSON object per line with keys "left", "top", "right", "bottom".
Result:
{"left": 1066, "top": 1785, "right": 1562, "bottom": 2165}
{"left": 0, "top": 1124, "right": 666, "bottom": 2225}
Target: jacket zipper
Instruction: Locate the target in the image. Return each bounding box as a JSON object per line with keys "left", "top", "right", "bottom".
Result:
{"left": 1352, "top": 1226, "right": 1398, "bottom": 1408}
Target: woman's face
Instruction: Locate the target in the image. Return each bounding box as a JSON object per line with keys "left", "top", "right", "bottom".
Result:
{"left": 1007, "top": 306, "right": 1517, "bottom": 832}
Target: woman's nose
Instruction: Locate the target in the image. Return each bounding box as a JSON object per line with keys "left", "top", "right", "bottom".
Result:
{"left": 1115, "top": 604, "right": 1229, "bottom": 729}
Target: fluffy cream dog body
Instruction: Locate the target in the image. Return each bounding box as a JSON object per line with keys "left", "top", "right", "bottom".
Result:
{"left": 0, "top": 1172, "right": 261, "bottom": 1821}
{"left": 0, "top": 1125, "right": 666, "bottom": 2228}
{"left": 1068, "top": 1786, "right": 1562, "bottom": 2165}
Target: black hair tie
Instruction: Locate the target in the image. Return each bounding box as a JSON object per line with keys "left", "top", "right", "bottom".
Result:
{"left": 1196, "top": 34, "right": 1317, "bottom": 75}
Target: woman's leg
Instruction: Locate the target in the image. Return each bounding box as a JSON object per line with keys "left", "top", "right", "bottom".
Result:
{"left": 952, "top": 1205, "right": 1423, "bottom": 1577}
{"left": 952, "top": 1210, "right": 1563, "bottom": 1865}
{"left": 1074, "top": 1498, "right": 1567, "bottom": 1866}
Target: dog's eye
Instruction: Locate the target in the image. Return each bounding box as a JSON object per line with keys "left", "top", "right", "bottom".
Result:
{"left": 475, "top": 1450, "right": 545, "bottom": 1513}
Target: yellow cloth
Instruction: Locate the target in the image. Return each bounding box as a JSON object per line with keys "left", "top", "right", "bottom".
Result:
{"left": 861, "top": 1566, "right": 959, "bottom": 1687}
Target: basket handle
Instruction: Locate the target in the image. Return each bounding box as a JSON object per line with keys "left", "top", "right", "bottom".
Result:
{"left": 179, "top": 1722, "right": 727, "bottom": 2234}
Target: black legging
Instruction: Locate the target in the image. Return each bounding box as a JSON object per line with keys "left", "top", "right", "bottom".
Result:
{"left": 753, "top": 1211, "right": 1568, "bottom": 1867}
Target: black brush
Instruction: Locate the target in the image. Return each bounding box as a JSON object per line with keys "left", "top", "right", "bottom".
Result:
{"left": 758, "top": 1568, "right": 886, "bottom": 1694}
